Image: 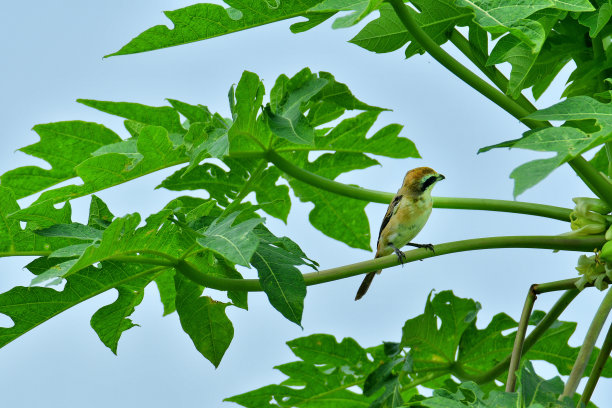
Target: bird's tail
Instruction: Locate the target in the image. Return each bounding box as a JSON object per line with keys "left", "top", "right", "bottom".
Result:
{"left": 355, "top": 270, "right": 380, "bottom": 301}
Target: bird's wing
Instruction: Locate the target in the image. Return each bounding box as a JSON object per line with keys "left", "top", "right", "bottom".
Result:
{"left": 377, "top": 194, "right": 403, "bottom": 243}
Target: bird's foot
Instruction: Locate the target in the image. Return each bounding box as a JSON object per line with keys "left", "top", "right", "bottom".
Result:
{"left": 391, "top": 245, "right": 407, "bottom": 266}
{"left": 407, "top": 242, "right": 435, "bottom": 254}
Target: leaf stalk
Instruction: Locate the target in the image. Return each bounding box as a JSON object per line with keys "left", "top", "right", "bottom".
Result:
{"left": 506, "top": 285, "right": 537, "bottom": 392}
{"left": 561, "top": 287, "right": 612, "bottom": 399}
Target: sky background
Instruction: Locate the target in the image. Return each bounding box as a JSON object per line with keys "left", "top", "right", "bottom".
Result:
{"left": 0, "top": 1, "right": 610, "bottom": 407}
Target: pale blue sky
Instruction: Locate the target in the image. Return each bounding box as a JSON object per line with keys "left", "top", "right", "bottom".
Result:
{"left": 0, "top": 1, "right": 610, "bottom": 406}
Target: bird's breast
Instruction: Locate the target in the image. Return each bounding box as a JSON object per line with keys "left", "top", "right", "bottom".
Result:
{"left": 378, "top": 195, "right": 432, "bottom": 254}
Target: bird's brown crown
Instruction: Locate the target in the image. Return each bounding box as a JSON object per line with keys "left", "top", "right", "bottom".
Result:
{"left": 401, "top": 167, "right": 441, "bottom": 195}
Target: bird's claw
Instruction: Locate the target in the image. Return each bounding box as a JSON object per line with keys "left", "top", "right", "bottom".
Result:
{"left": 407, "top": 242, "right": 435, "bottom": 254}
{"left": 392, "top": 246, "right": 407, "bottom": 266}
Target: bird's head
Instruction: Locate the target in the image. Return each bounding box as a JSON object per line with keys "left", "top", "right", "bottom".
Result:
{"left": 401, "top": 167, "right": 445, "bottom": 196}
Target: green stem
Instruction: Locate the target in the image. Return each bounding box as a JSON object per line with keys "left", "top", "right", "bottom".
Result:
{"left": 386, "top": 0, "right": 612, "bottom": 206}
{"left": 386, "top": 0, "right": 535, "bottom": 127}
{"left": 580, "top": 321, "right": 612, "bottom": 406}
{"left": 401, "top": 371, "right": 450, "bottom": 391}
{"left": 456, "top": 289, "right": 580, "bottom": 383}
{"left": 175, "top": 235, "right": 605, "bottom": 292}
{"left": 267, "top": 150, "right": 572, "bottom": 221}
{"left": 107, "top": 255, "right": 176, "bottom": 267}
{"left": 506, "top": 285, "right": 537, "bottom": 392}
{"left": 568, "top": 157, "right": 612, "bottom": 208}
{"left": 561, "top": 287, "right": 612, "bottom": 399}
{"left": 605, "top": 142, "right": 612, "bottom": 177}
{"left": 267, "top": 150, "right": 389, "bottom": 203}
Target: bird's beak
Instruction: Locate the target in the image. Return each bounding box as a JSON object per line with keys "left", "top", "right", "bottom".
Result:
{"left": 438, "top": 174, "right": 445, "bottom": 181}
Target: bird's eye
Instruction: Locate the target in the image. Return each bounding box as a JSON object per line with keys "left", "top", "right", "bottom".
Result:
{"left": 421, "top": 175, "right": 438, "bottom": 191}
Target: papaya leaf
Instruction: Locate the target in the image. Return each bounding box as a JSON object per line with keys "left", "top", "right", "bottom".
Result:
{"left": 0, "top": 257, "right": 162, "bottom": 349}
{"left": 0, "top": 187, "right": 77, "bottom": 255}
{"left": 228, "top": 71, "right": 269, "bottom": 155}
{"left": 159, "top": 158, "right": 291, "bottom": 222}
{"left": 456, "top": 0, "right": 593, "bottom": 49}
{"left": 486, "top": 9, "right": 566, "bottom": 99}
{"left": 0, "top": 121, "right": 121, "bottom": 199}
{"left": 106, "top": 1, "right": 326, "bottom": 57}
{"left": 578, "top": 0, "right": 612, "bottom": 37}
{"left": 174, "top": 273, "right": 233, "bottom": 368}
{"left": 90, "top": 284, "right": 145, "bottom": 355}
{"left": 225, "top": 334, "right": 378, "bottom": 407}
{"left": 480, "top": 96, "right": 612, "bottom": 196}
{"left": 11, "top": 125, "right": 187, "bottom": 219}
{"left": 196, "top": 212, "right": 263, "bottom": 267}
{"left": 250, "top": 225, "right": 314, "bottom": 326}
{"left": 88, "top": 194, "right": 115, "bottom": 229}
{"left": 166, "top": 98, "right": 213, "bottom": 125}
{"left": 288, "top": 152, "right": 378, "bottom": 250}
{"left": 309, "top": 0, "right": 383, "bottom": 29}
{"left": 264, "top": 68, "right": 328, "bottom": 145}
{"left": 350, "top": 1, "right": 472, "bottom": 57}
{"left": 78, "top": 99, "right": 185, "bottom": 135}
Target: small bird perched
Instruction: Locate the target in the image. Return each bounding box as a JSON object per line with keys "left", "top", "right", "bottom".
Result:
{"left": 355, "top": 167, "right": 445, "bottom": 300}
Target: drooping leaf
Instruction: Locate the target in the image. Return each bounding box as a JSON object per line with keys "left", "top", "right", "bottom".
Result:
{"left": 0, "top": 257, "right": 162, "bottom": 349}
{"left": 0, "top": 121, "right": 121, "bottom": 199}
{"left": 249, "top": 225, "right": 313, "bottom": 326}
{"left": 35, "top": 223, "right": 104, "bottom": 241}
{"left": 107, "top": 1, "right": 326, "bottom": 57}
{"left": 174, "top": 273, "right": 233, "bottom": 368}
{"left": 90, "top": 285, "right": 145, "bottom": 355}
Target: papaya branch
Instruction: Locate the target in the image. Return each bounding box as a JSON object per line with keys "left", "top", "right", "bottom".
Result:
{"left": 174, "top": 235, "right": 606, "bottom": 292}
{"left": 266, "top": 150, "right": 571, "bottom": 221}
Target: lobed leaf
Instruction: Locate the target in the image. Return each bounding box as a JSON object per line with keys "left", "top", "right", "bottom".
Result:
{"left": 288, "top": 152, "right": 378, "bottom": 250}
{"left": 174, "top": 273, "right": 234, "bottom": 368}
{"left": 11, "top": 125, "right": 187, "bottom": 219}
{"left": 196, "top": 212, "right": 264, "bottom": 267}
{"left": 456, "top": 0, "right": 593, "bottom": 49}
{"left": 0, "top": 258, "right": 161, "bottom": 350}
{"left": 350, "top": 1, "right": 472, "bottom": 57}
{"left": 226, "top": 334, "right": 378, "bottom": 407}
{"left": 0, "top": 121, "right": 121, "bottom": 199}
{"left": 107, "top": 1, "right": 326, "bottom": 57}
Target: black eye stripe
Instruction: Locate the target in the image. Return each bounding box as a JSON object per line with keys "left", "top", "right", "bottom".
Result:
{"left": 421, "top": 175, "right": 437, "bottom": 191}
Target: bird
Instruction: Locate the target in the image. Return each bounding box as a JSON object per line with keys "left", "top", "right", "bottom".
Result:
{"left": 355, "top": 167, "right": 445, "bottom": 300}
